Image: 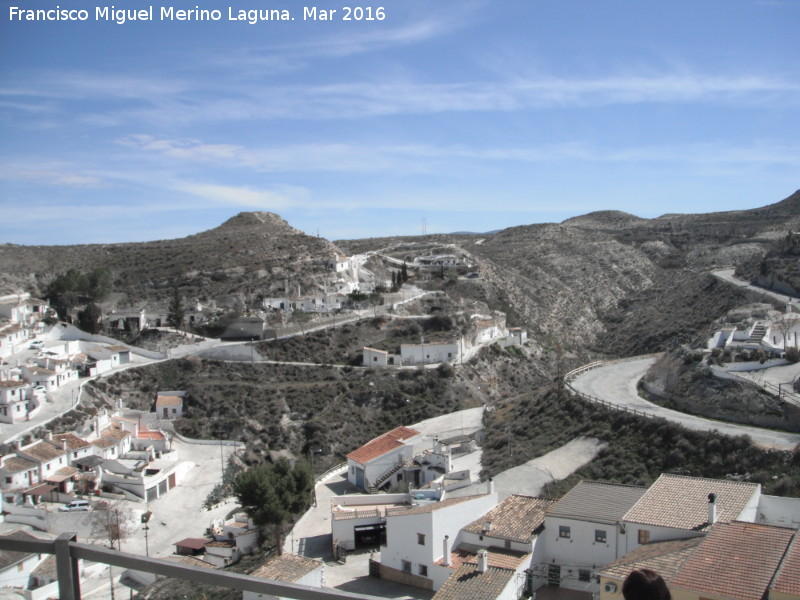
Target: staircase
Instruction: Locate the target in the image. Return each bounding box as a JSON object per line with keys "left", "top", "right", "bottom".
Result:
{"left": 369, "top": 462, "right": 404, "bottom": 493}
{"left": 748, "top": 322, "right": 767, "bottom": 344}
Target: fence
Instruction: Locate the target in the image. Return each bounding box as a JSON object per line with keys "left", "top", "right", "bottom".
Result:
{"left": 563, "top": 361, "right": 664, "bottom": 422}
{"left": 0, "top": 533, "right": 383, "bottom": 600}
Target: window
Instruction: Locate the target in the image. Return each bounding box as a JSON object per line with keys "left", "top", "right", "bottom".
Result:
{"left": 419, "top": 564, "right": 428, "bottom": 577}
{"left": 4, "top": 477, "right": 11, "bottom": 484}
{"left": 402, "top": 560, "right": 411, "bottom": 573}
{"left": 595, "top": 529, "right": 607, "bottom": 543}
{"left": 504, "top": 539, "right": 512, "bottom": 549}
{"left": 417, "top": 533, "right": 426, "bottom": 546}
{"left": 559, "top": 525, "right": 571, "bottom": 539}
{"left": 579, "top": 569, "right": 591, "bottom": 582}
{"left": 638, "top": 529, "right": 650, "bottom": 544}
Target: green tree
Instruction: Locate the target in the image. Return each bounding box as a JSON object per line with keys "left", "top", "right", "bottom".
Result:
{"left": 167, "top": 287, "right": 185, "bottom": 329}
{"left": 232, "top": 458, "right": 313, "bottom": 552}
{"left": 78, "top": 302, "right": 102, "bottom": 334}
{"left": 401, "top": 261, "right": 408, "bottom": 283}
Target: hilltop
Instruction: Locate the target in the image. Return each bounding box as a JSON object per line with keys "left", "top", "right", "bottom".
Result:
{"left": 0, "top": 211, "right": 342, "bottom": 306}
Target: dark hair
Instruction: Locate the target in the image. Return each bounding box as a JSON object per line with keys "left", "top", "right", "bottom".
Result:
{"left": 622, "top": 569, "right": 671, "bottom": 600}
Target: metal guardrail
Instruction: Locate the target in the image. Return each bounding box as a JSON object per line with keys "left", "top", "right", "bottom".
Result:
{"left": 0, "top": 533, "right": 383, "bottom": 600}
{"left": 564, "top": 361, "right": 663, "bottom": 421}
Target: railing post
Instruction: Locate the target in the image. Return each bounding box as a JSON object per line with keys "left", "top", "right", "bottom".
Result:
{"left": 55, "top": 532, "right": 81, "bottom": 600}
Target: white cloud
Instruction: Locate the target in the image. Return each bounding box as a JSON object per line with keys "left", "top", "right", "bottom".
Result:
{"left": 173, "top": 182, "right": 307, "bottom": 209}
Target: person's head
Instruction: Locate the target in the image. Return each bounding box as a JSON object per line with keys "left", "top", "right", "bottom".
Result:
{"left": 622, "top": 569, "right": 671, "bottom": 600}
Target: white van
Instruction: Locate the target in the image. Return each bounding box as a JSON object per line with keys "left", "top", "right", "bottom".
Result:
{"left": 58, "top": 500, "right": 90, "bottom": 512}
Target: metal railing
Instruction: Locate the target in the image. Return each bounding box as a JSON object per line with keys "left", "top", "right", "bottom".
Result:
{"left": 0, "top": 533, "right": 383, "bottom": 600}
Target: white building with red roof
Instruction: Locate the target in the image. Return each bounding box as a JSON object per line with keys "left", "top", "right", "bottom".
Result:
{"left": 346, "top": 426, "right": 423, "bottom": 492}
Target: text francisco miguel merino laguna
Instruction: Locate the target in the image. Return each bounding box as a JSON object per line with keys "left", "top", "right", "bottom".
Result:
{"left": 8, "top": 4, "right": 387, "bottom": 23}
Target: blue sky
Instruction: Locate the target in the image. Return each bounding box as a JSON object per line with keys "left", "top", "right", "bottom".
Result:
{"left": 1, "top": 0, "right": 798, "bottom": 245}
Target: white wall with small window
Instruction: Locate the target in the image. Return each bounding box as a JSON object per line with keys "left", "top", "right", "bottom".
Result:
{"left": 542, "top": 516, "right": 623, "bottom": 591}
{"left": 620, "top": 522, "right": 704, "bottom": 554}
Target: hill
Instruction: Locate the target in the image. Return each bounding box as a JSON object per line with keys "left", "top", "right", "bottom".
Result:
{"left": 0, "top": 211, "right": 343, "bottom": 306}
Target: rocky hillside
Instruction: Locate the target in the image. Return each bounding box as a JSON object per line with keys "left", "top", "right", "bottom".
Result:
{"left": 0, "top": 212, "right": 342, "bottom": 306}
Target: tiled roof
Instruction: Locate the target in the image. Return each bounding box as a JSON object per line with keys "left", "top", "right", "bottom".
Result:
{"left": 251, "top": 554, "right": 323, "bottom": 582}
{"left": 0, "top": 456, "right": 38, "bottom": 473}
{"left": 156, "top": 395, "right": 183, "bottom": 407}
{"left": 174, "top": 538, "right": 210, "bottom": 551}
{"left": 598, "top": 537, "right": 702, "bottom": 581}
{"left": 442, "top": 548, "right": 529, "bottom": 571}
{"left": 772, "top": 535, "right": 800, "bottom": 596}
{"left": 432, "top": 565, "right": 514, "bottom": 600}
{"left": 463, "top": 495, "right": 553, "bottom": 543}
{"left": 346, "top": 426, "right": 420, "bottom": 464}
{"left": 53, "top": 433, "right": 92, "bottom": 451}
{"left": 20, "top": 440, "right": 65, "bottom": 462}
{"left": 546, "top": 481, "right": 647, "bottom": 525}
{"left": 26, "top": 366, "right": 56, "bottom": 376}
{"left": 0, "top": 531, "right": 40, "bottom": 570}
{"left": 0, "top": 380, "right": 26, "bottom": 389}
{"left": 623, "top": 474, "right": 759, "bottom": 531}
{"left": 671, "top": 522, "right": 796, "bottom": 600}
{"left": 101, "top": 428, "right": 131, "bottom": 443}
{"left": 388, "top": 494, "right": 488, "bottom": 517}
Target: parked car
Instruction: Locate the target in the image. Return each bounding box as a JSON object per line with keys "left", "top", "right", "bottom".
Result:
{"left": 58, "top": 500, "right": 90, "bottom": 512}
{"left": 29, "top": 340, "right": 44, "bottom": 349}
{"left": 32, "top": 385, "right": 46, "bottom": 395}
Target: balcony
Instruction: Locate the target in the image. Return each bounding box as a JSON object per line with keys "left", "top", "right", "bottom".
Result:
{"left": 0, "top": 533, "right": 382, "bottom": 600}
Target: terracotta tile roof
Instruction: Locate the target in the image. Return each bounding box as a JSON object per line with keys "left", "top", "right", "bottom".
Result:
{"left": 772, "top": 535, "right": 800, "bottom": 596}
{"left": 20, "top": 440, "right": 66, "bottom": 462}
{"left": 463, "top": 495, "right": 553, "bottom": 543}
{"left": 156, "top": 395, "right": 183, "bottom": 407}
{"left": 441, "top": 548, "right": 528, "bottom": 571}
{"left": 106, "top": 345, "right": 130, "bottom": 352}
{"left": 251, "top": 553, "right": 323, "bottom": 582}
{"left": 163, "top": 555, "right": 215, "bottom": 569}
{"left": 623, "top": 474, "right": 760, "bottom": 531}
{"left": 0, "top": 456, "right": 38, "bottom": 473}
{"left": 26, "top": 366, "right": 56, "bottom": 376}
{"left": 387, "top": 494, "right": 488, "bottom": 517}
{"left": 53, "top": 433, "right": 92, "bottom": 451}
{"left": 101, "top": 428, "right": 131, "bottom": 443}
{"left": 0, "top": 380, "right": 26, "bottom": 389}
{"left": 671, "top": 522, "right": 796, "bottom": 600}
{"left": 598, "top": 537, "right": 702, "bottom": 581}
{"left": 546, "top": 481, "right": 647, "bottom": 525}
{"left": 432, "top": 565, "right": 514, "bottom": 600}
{"left": 174, "top": 538, "right": 211, "bottom": 551}
{"left": 346, "top": 426, "right": 420, "bottom": 465}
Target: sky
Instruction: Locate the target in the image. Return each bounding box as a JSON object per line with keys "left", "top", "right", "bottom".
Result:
{"left": 1, "top": 0, "right": 799, "bottom": 245}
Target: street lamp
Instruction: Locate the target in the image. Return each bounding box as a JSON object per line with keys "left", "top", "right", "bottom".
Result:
{"left": 141, "top": 510, "right": 152, "bottom": 557}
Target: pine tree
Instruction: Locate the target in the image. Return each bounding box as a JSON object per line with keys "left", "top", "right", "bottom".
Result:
{"left": 167, "top": 287, "right": 185, "bottom": 330}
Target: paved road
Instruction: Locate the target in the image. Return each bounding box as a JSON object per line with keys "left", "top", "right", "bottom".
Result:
{"left": 713, "top": 268, "right": 800, "bottom": 308}
{"left": 569, "top": 357, "right": 800, "bottom": 450}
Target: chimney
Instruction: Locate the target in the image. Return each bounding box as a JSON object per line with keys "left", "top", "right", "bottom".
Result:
{"left": 487, "top": 478, "right": 495, "bottom": 495}
{"left": 442, "top": 536, "right": 450, "bottom": 567}
{"left": 484, "top": 521, "right": 492, "bottom": 533}
{"left": 477, "top": 549, "right": 488, "bottom": 573}
{"left": 47, "top": 431, "right": 53, "bottom": 441}
{"left": 62, "top": 439, "right": 68, "bottom": 453}
{"left": 708, "top": 493, "right": 717, "bottom": 524}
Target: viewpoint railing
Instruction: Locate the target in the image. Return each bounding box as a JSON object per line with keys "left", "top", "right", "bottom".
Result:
{"left": 0, "top": 534, "right": 383, "bottom": 600}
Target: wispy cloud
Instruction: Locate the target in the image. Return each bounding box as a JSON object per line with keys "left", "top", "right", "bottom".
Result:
{"left": 118, "top": 135, "right": 800, "bottom": 174}
{"left": 0, "top": 166, "right": 103, "bottom": 187}
{"left": 172, "top": 182, "right": 308, "bottom": 210}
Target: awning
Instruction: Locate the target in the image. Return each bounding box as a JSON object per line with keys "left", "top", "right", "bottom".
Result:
{"left": 24, "top": 484, "right": 56, "bottom": 496}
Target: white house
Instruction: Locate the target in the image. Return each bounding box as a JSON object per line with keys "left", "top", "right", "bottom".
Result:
{"left": 379, "top": 490, "right": 498, "bottom": 591}
{"left": 620, "top": 474, "right": 760, "bottom": 552}
{"left": 0, "top": 455, "right": 39, "bottom": 493}
{"left": 0, "top": 530, "right": 47, "bottom": 589}
{"left": 245, "top": 553, "right": 325, "bottom": 600}
{"left": 363, "top": 347, "right": 390, "bottom": 367}
{"left": 400, "top": 342, "right": 459, "bottom": 366}
{"left": 0, "top": 380, "right": 33, "bottom": 424}
{"left": 20, "top": 365, "right": 59, "bottom": 392}
{"left": 428, "top": 495, "right": 555, "bottom": 600}
{"left": 346, "top": 426, "right": 422, "bottom": 492}
{"left": 15, "top": 438, "right": 69, "bottom": 482}
{"left": 155, "top": 391, "right": 185, "bottom": 419}
{"left": 0, "top": 323, "right": 26, "bottom": 359}
{"left": 541, "top": 481, "right": 648, "bottom": 592}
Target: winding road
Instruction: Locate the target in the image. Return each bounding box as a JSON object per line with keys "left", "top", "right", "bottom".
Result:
{"left": 569, "top": 356, "right": 800, "bottom": 450}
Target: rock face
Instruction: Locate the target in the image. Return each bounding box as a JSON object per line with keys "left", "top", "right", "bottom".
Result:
{"left": 0, "top": 211, "right": 344, "bottom": 304}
